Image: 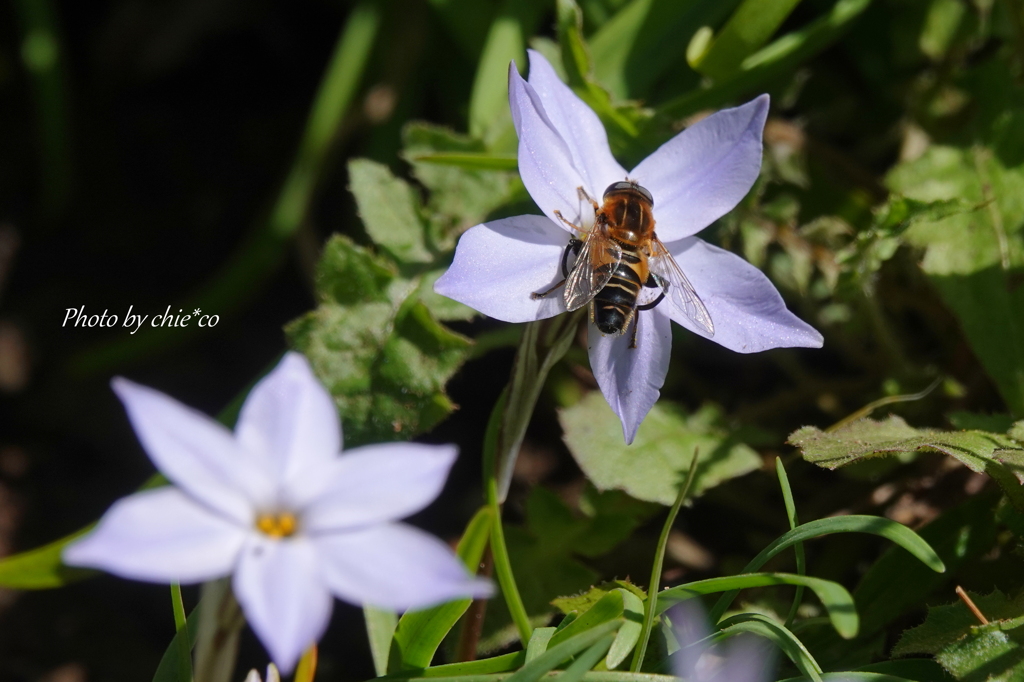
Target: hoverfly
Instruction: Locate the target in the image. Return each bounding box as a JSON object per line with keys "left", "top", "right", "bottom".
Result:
{"left": 531, "top": 180, "right": 714, "bottom": 347}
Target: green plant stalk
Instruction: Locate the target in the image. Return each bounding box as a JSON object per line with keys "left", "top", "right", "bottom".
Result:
{"left": 487, "top": 474, "right": 533, "bottom": 646}
{"left": 170, "top": 582, "right": 192, "bottom": 682}
{"left": 775, "top": 459, "right": 805, "bottom": 627}
{"left": 630, "top": 450, "right": 700, "bottom": 672}
{"left": 70, "top": 0, "right": 383, "bottom": 375}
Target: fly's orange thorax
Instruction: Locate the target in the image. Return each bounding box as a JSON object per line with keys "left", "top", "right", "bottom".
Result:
{"left": 597, "top": 183, "right": 655, "bottom": 247}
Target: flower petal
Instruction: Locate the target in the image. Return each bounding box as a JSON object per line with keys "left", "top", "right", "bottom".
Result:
{"left": 434, "top": 215, "right": 570, "bottom": 322}
{"left": 632, "top": 95, "right": 769, "bottom": 242}
{"left": 233, "top": 536, "right": 334, "bottom": 675}
{"left": 300, "top": 443, "right": 458, "bottom": 530}
{"left": 235, "top": 352, "right": 342, "bottom": 488}
{"left": 62, "top": 487, "right": 244, "bottom": 583}
{"left": 587, "top": 310, "right": 673, "bottom": 444}
{"left": 665, "top": 237, "right": 823, "bottom": 352}
{"left": 509, "top": 62, "right": 591, "bottom": 226}
{"left": 112, "top": 378, "right": 272, "bottom": 522}
{"left": 525, "top": 50, "right": 626, "bottom": 203}
{"left": 313, "top": 523, "right": 493, "bottom": 612}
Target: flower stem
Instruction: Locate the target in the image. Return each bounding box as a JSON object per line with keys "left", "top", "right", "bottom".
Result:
{"left": 487, "top": 475, "right": 533, "bottom": 646}
{"left": 170, "top": 582, "right": 192, "bottom": 680}
{"left": 630, "top": 449, "right": 700, "bottom": 673}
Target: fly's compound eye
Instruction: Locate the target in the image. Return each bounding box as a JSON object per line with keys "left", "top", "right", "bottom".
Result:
{"left": 602, "top": 180, "right": 654, "bottom": 206}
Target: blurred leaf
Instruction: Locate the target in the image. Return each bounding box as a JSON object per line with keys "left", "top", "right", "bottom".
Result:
{"left": 560, "top": 394, "right": 761, "bottom": 506}
{"left": 365, "top": 607, "right": 397, "bottom": 677}
{"left": 850, "top": 659, "right": 955, "bottom": 682}
{"left": 468, "top": 0, "right": 544, "bottom": 144}
{"left": 657, "top": 0, "right": 873, "bottom": 120}
{"left": 919, "top": 0, "right": 967, "bottom": 62}
{"left": 286, "top": 236, "right": 471, "bottom": 446}
{"left": 418, "top": 269, "right": 477, "bottom": 322}
{"left": 854, "top": 492, "right": 1000, "bottom": 636}
{"left": 390, "top": 506, "right": 494, "bottom": 672}
{"left": 894, "top": 589, "right": 1024, "bottom": 656}
{"left": 556, "top": 0, "right": 648, "bottom": 152}
{"left": 947, "top": 412, "right": 1016, "bottom": 433}
{"left": 590, "top": 0, "right": 736, "bottom": 101}
{"left": 716, "top": 613, "right": 823, "bottom": 682}
{"left": 348, "top": 158, "right": 433, "bottom": 264}
{"left": 789, "top": 416, "right": 1024, "bottom": 509}
{"left": 887, "top": 145, "right": 1024, "bottom": 416}
{"left": 834, "top": 196, "right": 969, "bottom": 297}
{"left": 408, "top": 152, "right": 518, "bottom": 171}
{"left": 688, "top": 0, "right": 805, "bottom": 80}
{"left": 656, "top": 573, "right": 859, "bottom": 639}
{"left": 0, "top": 527, "right": 93, "bottom": 589}
{"left": 152, "top": 603, "right": 201, "bottom": 682}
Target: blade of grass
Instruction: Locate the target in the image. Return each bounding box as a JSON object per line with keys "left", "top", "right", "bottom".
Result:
{"left": 707, "top": 514, "right": 944, "bottom": 625}
{"left": 775, "top": 458, "right": 805, "bottom": 627}
{"left": 170, "top": 583, "right": 191, "bottom": 682}
{"left": 630, "top": 449, "right": 700, "bottom": 672}
{"left": 715, "top": 613, "right": 822, "bottom": 682}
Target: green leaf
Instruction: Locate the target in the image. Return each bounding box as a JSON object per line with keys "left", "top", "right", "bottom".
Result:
{"left": 408, "top": 152, "right": 518, "bottom": 171}
{"left": 688, "top": 0, "right": 805, "bottom": 80}
{"left": 887, "top": 145, "right": 1024, "bottom": 416}
{"left": 778, "top": 674, "right": 925, "bottom": 682}
{"left": 788, "top": 416, "right": 1024, "bottom": 509}
{"left": 708, "top": 514, "right": 943, "bottom": 630}
{"left": 560, "top": 394, "right": 761, "bottom": 505}
{"left": 656, "top": 0, "right": 873, "bottom": 120}
{"left": 716, "top": 613, "right": 823, "bottom": 682}
{"left": 152, "top": 603, "right": 201, "bottom": 682}
{"left": 656, "top": 573, "right": 859, "bottom": 639}
{"left": 366, "top": 607, "right": 398, "bottom": 677}
{"left": 590, "top": 0, "right": 736, "bottom": 101}
{"left": 390, "top": 507, "right": 495, "bottom": 671}
{"left": 852, "top": 659, "right": 955, "bottom": 682}
{"left": 348, "top": 158, "right": 433, "bottom": 264}
{"left": 286, "top": 236, "right": 471, "bottom": 446}
{"left": 549, "top": 590, "right": 624, "bottom": 651}
{"left": 935, "top": 620, "right": 1024, "bottom": 682}
{"left": 505, "top": 620, "right": 623, "bottom": 682}
{"left": 0, "top": 526, "right": 94, "bottom": 589}
{"left": 386, "top": 672, "right": 676, "bottom": 682}
{"left": 401, "top": 123, "right": 519, "bottom": 253}
{"left": 894, "top": 589, "right": 1024, "bottom": 656}
{"left": 606, "top": 589, "right": 645, "bottom": 670}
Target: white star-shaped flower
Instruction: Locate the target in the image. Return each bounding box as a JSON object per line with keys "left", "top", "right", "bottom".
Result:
{"left": 63, "top": 352, "right": 492, "bottom": 673}
{"left": 434, "top": 50, "right": 823, "bottom": 443}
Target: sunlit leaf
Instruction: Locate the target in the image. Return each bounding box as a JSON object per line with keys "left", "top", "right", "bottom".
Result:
{"left": 561, "top": 394, "right": 761, "bottom": 506}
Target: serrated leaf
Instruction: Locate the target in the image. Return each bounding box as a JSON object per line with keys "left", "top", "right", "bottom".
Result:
{"left": 788, "top": 416, "right": 1024, "bottom": 508}
{"left": 287, "top": 236, "right": 471, "bottom": 446}
{"left": 887, "top": 145, "right": 1024, "bottom": 416}
{"left": 937, "top": 622, "right": 1024, "bottom": 682}
{"left": 895, "top": 589, "right": 1024, "bottom": 656}
{"left": 348, "top": 159, "right": 433, "bottom": 264}
{"left": 561, "top": 394, "right": 761, "bottom": 506}
{"left": 402, "top": 123, "right": 518, "bottom": 251}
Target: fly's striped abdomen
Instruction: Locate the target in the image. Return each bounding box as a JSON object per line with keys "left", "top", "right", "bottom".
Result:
{"left": 594, "top": 245, "right": 643, "bottom": 335}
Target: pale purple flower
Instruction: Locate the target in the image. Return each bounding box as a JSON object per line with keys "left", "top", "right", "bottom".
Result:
{"left": 63, "top": 352, "right": 491, "bottom": 673}
{"left": 434, "top": 50, "right": 822, "bottom": 443}
{"left": 671, "top": 601, "right": 773, "bottom": 682}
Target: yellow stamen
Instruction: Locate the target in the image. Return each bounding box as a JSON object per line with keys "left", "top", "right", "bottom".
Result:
{"left": 256, "top": 512, "right": 299, "bottom": 538}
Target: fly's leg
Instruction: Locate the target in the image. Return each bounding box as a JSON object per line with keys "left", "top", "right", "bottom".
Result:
{"left": 531, "top": 239, "right": 582, "bottom": 299}
{"left": 636, "top": 273, "right": 666, "bottom": 311}
{"left": 629, "top": 311, "right": 640, "bottom": 349}
{"left": 577, "top": 186, "right": 600, "bottom": 213}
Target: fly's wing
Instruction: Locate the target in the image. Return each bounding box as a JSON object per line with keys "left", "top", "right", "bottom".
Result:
{"left": 564, "top": 231, "right": 622, "bottom": 311}
{"left": 648, "top": 239, "right": 714, "bottom": 336}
